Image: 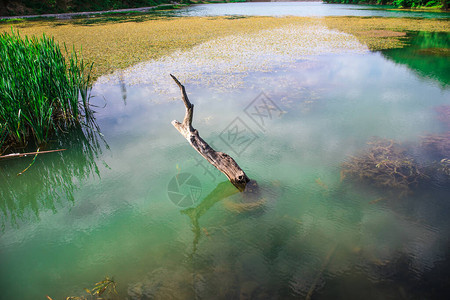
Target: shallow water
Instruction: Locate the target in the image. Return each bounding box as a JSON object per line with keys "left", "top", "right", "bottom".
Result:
{"left": 173, "top": 2, "right": 450, "bottom": 19}
{"left": 1, "top": 15, "right": 450, "bottom": 300}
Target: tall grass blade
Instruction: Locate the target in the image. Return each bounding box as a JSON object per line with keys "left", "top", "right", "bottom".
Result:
{"left": 0, "top": 30, "right": 93, "bottom": 153}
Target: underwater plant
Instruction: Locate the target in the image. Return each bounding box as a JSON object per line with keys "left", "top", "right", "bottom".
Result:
{"left": 435, "top": 105, "right": 450, "bottom": 128}
{"left": 46, "top": 276, "right": 118, "bottom": 300}
{"left": 420, "top": 132, "right": 450, "bottom": 183}
{"left": 341, "top": 138, "right": 424, "bottom": 195}
{"left": 420, "top": 132, "right": 450, "bottom": 159}
{"left": 438, "top": 158, "right": 450, "bottom": 176}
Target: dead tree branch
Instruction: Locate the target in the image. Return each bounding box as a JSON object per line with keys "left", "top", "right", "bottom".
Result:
{"left": 170, "top": 74, "right": 250, "bottom": 191}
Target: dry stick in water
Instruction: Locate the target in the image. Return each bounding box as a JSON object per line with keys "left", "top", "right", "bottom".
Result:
{"left": 170, "top": 74, "right": 250, "bottom": 191}
{"left": 0, "top": 149, "right": 66, "bottom": 160}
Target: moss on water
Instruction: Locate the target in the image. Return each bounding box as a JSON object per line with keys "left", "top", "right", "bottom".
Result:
{"left": 1, "top": 16, "right": 448, "bottom": 79}
{"left": 323, "top": 17, "right": 449, "bottom": 50}
{"left": 105, "top": 21, "right": 366, "bottom": 92}
{"left": 0, "top": 17, "right": 311, "bottom": 78}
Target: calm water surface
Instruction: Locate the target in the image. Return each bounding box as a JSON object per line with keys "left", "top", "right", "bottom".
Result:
{"left": 173, "top": 2, "right": 450, "bottom": 18}
{"left": 0, "top": 6, "right": 450, "bottom": 300}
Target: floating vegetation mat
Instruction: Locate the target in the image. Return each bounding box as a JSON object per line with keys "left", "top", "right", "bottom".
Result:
{"left": 96, "top": 22, "right": 367, "bottom": 95}
{"left": 2, "top": 16, "right": 448, "bottom": 82}
{"left": 1, "top": 16, "right": 314, "bottom": 79}
{"left": 323, "top": 17, "right": 450, "bottom": 51}
{"left": 341, "top": 138, "right": 424, "bottom": 195}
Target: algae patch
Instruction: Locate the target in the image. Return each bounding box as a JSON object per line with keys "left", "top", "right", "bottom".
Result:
{"left": 1, "top": 16, "right": 448, "bottom": 83}
{"left": 323, "top": 17, "right": 449, "bottom": 51}
{"left": 97, "top": 22, "right": 367, "bottom": 95}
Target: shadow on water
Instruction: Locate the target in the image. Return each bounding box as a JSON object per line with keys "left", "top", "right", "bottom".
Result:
{"left": 381, "top": 32, "right": 450, "bottom": 88}
{"left": 181, "top": 180, "right": 265, "bottom": 257}
{"left": 0, "top": 123, "right": 107, "bottom": 230}
{"left": 181, "top": 181, "right": 240, "bottom": 256}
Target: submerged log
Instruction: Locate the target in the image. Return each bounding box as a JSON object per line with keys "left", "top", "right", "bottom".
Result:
{"left": 170, "top": 74, "right": 250, "bottom": 191}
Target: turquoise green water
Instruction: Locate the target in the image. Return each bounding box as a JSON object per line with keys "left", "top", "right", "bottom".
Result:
{"left": 1, "top": 30, "right": 450, "bottom": 300}
{"left": 382, "top": 32, "right": 450, "bottom": 88}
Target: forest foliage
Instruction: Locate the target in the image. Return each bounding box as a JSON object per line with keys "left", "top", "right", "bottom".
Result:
{"left": 2, "top": 0, "right": 449, "bottom": 16}
{"left": 0, "top": 0, "right": 188, "bottom": 16}
{"left": 323, "top": 0, "right": 449, "bottom": 9}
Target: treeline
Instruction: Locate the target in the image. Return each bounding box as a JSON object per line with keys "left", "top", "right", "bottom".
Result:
{"left": 323, "top": 0, "right": 448, "bottom": 9}
{"left": 0, "top": 0, "right": 189, "bottom": 16}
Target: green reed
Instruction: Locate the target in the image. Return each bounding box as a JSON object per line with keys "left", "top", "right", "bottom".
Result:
{"left": 0, "top": 30, "right": 92, "bottom": 152}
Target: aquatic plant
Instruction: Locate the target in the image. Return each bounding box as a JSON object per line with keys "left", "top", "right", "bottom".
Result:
{"left": 323, "top": 17, "right": 449, "bottom": 51}
{"left": 0, "top": 30, "right": 92, "bottom": 153}
{"left": 416, "top": 132, "right": 450, "bottom": 184}
{"left": 420, "top": 132, "right": 450, "bottom": 158}
{"left": 435, "top": 105, "right": 450, "bottom": 128}
{"left": 85, "top": 276, "right": 118, "bottom": 299}
{"left": 438, "top": 158, "right": 450, "bottom": 176}
{"left": 2, "top": 16, "right": 448, "bottom": 79}
{"left": 46, "top": 276, "right": 118, "bottom": 300}
{"left": 341, "top": 138, "right": 424, "bottom": 194}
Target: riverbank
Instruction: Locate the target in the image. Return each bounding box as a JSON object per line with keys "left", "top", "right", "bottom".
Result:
{"left": 322, "top": 1, "right": 449, "bottom": 11}
{"left": 323, "top": 17, "right": 449, "bottom": 50}
{"left": 1, "top": 16, "right": 447, "bottom": 79}
{"left": 0, "top": 0, "right": 187, "bottom": 17}
{"left": 0, "top": 4, "right": 184, "bottom": 20}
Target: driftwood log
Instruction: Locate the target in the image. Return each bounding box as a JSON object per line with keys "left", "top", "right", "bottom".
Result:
{"left": 170, "top": 74, "right": 250, "bottom": 191}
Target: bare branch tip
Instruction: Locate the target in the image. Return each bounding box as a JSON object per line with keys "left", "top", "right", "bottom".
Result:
{"left": 170, "top": 74, "right": 182, "bottom": 87}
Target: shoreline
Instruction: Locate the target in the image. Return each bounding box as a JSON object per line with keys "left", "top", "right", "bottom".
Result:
{"left": 2, "top": 2, "right": 449, "bottom": 19}
{"left": 0, "top": 3, "right": 185, "bottom": 20}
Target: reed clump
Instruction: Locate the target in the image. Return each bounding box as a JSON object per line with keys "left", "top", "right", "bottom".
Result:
{"left": 341, "top": 138, "right": 424, "bottom": 195}
{"left": 0, "top": 30, "right": 92, "bottom": 154}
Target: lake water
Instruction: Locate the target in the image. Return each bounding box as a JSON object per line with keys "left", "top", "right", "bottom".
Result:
{"left": 1, "top": 4, "right": 450, "bottom": 300}
{"left": 172, "top": 2, "right": 450, "bottom": 19}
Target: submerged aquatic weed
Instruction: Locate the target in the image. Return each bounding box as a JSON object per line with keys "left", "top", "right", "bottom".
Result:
{"left": 0, "top": 30, "right": 92, "bottom": 152}
{"left": 46, "top": 276, "right": 118, "bottom": 300}
{"left": 341, "top": 138, "right": 424, "bottom": 195}
{"left": 438, "top": 158, "right": 450, "bottom": 176}
{"left": 435, "top": 105, "right": 450, "bottom": 128}
{"left": 421, "top": 132, "right": 450, "bottom": 158}
{"left": 86, "top": 276, "right": 118, "bottom": 298}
